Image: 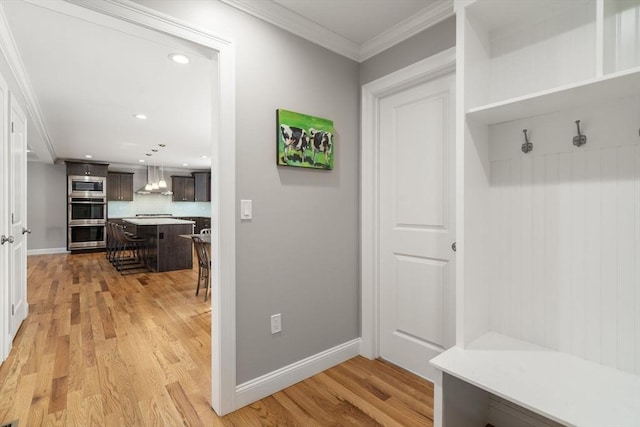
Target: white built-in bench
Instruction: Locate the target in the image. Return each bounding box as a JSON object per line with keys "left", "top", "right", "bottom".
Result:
{"left": 431, "top": 333, "right": 640, "bottom": 427}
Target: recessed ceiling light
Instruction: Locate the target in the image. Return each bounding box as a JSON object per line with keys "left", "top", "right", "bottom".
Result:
{"left": 138, "top": 159, "right": 145, "bottom": 163}
{"left": 201, "top": 155, "right": 208, "bottom": 159}
{"left": 151, "top": 149, "right": 158, "bottom": 152}
{"left": 169, "top": 53, "right": 189, "bottom": 64}
{"left": 182, "top": 163, "right": 189, "bottom": 166}
{"left": 84, "top": 154, "right": 93, "bottom": 158}
{"left": 134, "top": 114, "right": 147, "bottom": 120}
{"left": 146, "top": 153, "right": 152, "bottom": 156}
{"left": 158, "top": 144, "right": 166, "bottom": 147}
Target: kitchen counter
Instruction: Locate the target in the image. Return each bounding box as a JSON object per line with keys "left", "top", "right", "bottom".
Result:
{"left": 122, "top": 218, "right": 195, "bottom": 226}
{"left": 123, "top": 219, "right": 194, "bottom": 272}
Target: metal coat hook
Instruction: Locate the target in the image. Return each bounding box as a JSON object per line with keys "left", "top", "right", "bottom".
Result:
{"left": 521, "top": 129, "right": 533, "bottom": 154}
{"left": 573, "top": 120, "right": 587, "bottom": 147}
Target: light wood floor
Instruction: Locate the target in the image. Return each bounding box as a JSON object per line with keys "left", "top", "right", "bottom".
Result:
{"left": 0, "top": 252, "right": 434, "bottom": 426}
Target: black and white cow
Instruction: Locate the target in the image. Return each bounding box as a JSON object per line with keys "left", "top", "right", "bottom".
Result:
{"left": 309, "top": 128, "right": 332, "bottom": 166}
{"left": 280, "top": 124, "right": 309, "bottom": 163}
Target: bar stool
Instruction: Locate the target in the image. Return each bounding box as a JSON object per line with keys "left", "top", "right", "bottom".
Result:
{"left": 192, "top": 235, "right": 211, "bottom": 301}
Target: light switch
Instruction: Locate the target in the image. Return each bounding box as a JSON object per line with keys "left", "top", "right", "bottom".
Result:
{"left": 240, "top": 199, "right": 252, "bottom": 220}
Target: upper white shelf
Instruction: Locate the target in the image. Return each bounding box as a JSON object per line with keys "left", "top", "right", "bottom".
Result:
{"left": 430, "top": 332, "right": 640, "bottom": 427}
{"left": 467, "top": 67, "right": 640, "bottom": 125}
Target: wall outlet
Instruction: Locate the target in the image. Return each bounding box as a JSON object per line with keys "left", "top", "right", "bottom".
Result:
{"left": 270, "top": 313, "right": 282, "bottom": 334}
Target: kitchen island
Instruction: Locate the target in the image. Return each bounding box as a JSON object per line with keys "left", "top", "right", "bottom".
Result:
{"left": 123, "top": 218, "right": 195, "bottom": 272}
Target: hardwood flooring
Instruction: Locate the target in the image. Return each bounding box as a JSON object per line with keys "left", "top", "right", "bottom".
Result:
{"left": 0, "top": 252, "right": 434, "bottom": 426}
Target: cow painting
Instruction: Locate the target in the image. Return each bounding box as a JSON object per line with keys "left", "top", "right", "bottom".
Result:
{"left": 280, "top": 124, "right": 309, "bottom": 163}
{"left": 277, "top": 109, "right": 334, "bottom": 170}
{"left": 309, "top": 128, "right": 332, "bottom": 167}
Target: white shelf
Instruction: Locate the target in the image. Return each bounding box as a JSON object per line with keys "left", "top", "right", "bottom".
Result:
{"left": 430, "top": 332, "right": 640, "bottom": 427}
{"left": 467, "top": 67, "right": 640, "bottom": 125}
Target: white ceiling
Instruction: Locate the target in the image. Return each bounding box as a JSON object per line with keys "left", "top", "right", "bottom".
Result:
{"left": 0, "top": 0, "right": 453, "bottom": 168}
{"left": 2, "top": 0, "right": 215, "bottom": 169}
{"left": 220, "top": 0, "right": 453, "bottom": 61}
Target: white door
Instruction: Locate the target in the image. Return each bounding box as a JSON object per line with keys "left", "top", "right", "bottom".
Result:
{"left": 9, "top": 94, "right": 27, "bottom": 339}
{"left": 0, "top": 74, "right": 9, "bottom": 362}
{"left": 378, "top": 72, "right": 455, "bottom": 380}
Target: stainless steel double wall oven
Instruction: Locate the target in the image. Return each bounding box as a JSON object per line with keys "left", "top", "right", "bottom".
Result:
{"left": 68, "top": 175, "right": 107, "bottom": 249}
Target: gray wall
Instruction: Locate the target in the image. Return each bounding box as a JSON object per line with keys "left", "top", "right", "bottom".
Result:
{"left": 26, "top": 162, "right": 67, "bottom": 250}
{"left": 359, "top": 16, "right": 456, "bottom": 85}
{"left": 133, "top": 0, "right": 361, "bottom": 384}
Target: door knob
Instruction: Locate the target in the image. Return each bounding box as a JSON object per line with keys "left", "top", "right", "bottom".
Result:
{"left": 22, "top": 227, "right": 32, "bottom": 235}
{"left": 451, "top": 242, "right": 456, "bottom": 252}
{"left": 1, "top": 235, "right": 15, "bottom": 245}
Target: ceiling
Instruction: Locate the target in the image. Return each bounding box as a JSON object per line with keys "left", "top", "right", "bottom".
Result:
{"left": 1, "top": 0, "right": 452, "bottom": 169}
{"left": 2, "top": 0, "right": 215, "bottom": 169}
{"left": 220, "top": 0, "right": 453, "bottom": 61}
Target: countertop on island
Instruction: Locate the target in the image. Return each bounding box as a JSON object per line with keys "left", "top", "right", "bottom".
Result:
{"left": 123, "top": 218, "right": 195, "bottom": 226}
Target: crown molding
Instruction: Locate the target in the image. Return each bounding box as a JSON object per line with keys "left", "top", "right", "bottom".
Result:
{"left": 219, "top": 0, "right": 453, "bottom": 63}
{"left": 218, "top": 0, "right": 361, "bottom": 61}
{"left": 360, "top": 0, "right": 454, "bottom": 61}
{"left": 0, "top": 3, "right": 56, "bottom": 163}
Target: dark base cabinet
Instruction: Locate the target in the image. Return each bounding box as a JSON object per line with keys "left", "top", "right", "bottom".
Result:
{"left": 134, "top": 223, "right": 193, "bottom": 272}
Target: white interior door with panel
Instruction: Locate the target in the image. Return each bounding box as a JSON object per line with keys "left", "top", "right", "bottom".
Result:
{"left": 8, "top": 93, "right": 27, "bottom": 339}
{"left": 0, "top": 71, "right": 9, "bottom": 363}
{"left": 378, "top": 71, "right": 455, "bottom": 380}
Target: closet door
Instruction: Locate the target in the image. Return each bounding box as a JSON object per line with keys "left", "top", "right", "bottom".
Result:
{"left": 0, "top": 74, "right": 9, "bottom": 363}
{"left": 8, "top": 93, "right": 27, "bottom": 339}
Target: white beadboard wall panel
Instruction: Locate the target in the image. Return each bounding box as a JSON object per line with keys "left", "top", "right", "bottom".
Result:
{"left": 487, "top": 97, "right": 640, "bottom": 374}
{"left": 617, "top": 145, "right": 636, "bottom": 373}
{"left": 601, "top": 147, "right": 619, "bottom": 369}
{"left": 482, "top": 1, "right": 596, "bottom": 107}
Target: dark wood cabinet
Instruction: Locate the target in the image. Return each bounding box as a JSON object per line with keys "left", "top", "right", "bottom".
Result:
{"left": 171, "top": 176, "right": 195, "bottom": 202}
{"left": 107, "top": 172, "right": 134, "bottom": 201}
{"left": 66, "top": 161, "right": 108, "bottom": 176}
{"left": 192, "top": 171, "right": 211, "bottom": 202}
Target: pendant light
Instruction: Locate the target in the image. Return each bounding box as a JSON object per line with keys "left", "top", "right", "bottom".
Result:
{"left": 158, "top": 159, "right": 167, "bottom": 188}
{"left": 144, "top": 164, "right": 153, "bottom": 191}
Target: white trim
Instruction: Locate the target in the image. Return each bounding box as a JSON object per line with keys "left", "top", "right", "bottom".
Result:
{"left": 27, "top": 247, "right": 69, "bottom": 256}
{"left": 235, "top": 339, "right": 361, "bottom": 408}
{"left": 0, "top": 3, "right": 56, "bottom": 163}
{"left": 0, "top": 67, "right": 10, "bottom": 365}
{"left": 219, "top": 0, "right": 453, "bottom": 62}
{"left": 55, "top": 0, "right": 238, "bottom": 415}
{"left": 218, "top": 0, "right": 360, "bottom": 61}
{"left": 360, "top": 0, "right": 454, "bottom": 62}
{"left": 360, "top": 47, "right": 456, "bottom": 360}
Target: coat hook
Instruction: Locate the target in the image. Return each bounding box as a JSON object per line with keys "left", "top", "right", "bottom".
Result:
{"left": 521, "top": 129, "right": 533, "bottom": 153}
{"left": 573, "top": 120, "right": 587, "bottom": 147}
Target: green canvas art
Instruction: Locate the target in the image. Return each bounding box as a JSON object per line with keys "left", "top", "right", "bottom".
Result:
{"left": 277, "top": 109, "right": 334, "bottom": 170}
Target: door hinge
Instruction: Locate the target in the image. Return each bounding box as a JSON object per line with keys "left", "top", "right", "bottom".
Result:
{"left": 11, "top": 304, "right": 15, "bottom": 315}
{"left": 11, "top": 121, "right": 14, "bottom": 133}
{"left": 11, "top": 213, "right": 14, "bottom": 224}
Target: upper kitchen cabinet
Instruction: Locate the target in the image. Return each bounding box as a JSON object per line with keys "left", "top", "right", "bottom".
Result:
{"left": 192, "top": 171, "right": 211, "bottom": 202}
{"left": 66, "top": 161, "right": 109, "bottom": 177}
{"left": 171, "top": 176, "right": 195, "bottom": 202}
{"left": 107, "top": 172, "right": 134, "bottom": 201}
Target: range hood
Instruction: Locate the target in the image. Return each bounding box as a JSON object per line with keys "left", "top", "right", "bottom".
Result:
{"left": 136, "top": 166, "right": 173, "bottom": 195}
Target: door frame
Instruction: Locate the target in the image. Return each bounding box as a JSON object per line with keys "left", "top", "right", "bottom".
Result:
{"left": 360, "top": 47, "right": 455, "bottom": 359}
{"left": 8, "top": 0, "right": 238, "bottom": 415}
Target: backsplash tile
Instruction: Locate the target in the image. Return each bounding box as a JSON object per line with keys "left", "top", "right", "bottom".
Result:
{"left": 108, "top": 194, "right": 211, "bottom": 218}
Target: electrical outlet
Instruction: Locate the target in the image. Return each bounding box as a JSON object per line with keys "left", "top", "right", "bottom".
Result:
{"left": 270, "top": 313, "right": 282, "bottom": 334}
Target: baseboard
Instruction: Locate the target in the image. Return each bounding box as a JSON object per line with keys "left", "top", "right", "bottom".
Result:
{"left": 235, "top": 338, "right": 361, "bottom": 409}
{"left": 27, "top": 247, "right": 69, "bottom": 256}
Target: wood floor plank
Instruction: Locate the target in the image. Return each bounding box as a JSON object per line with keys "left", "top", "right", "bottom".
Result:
{"left": 0, "top": 252, "right": 435, "bottom": 426}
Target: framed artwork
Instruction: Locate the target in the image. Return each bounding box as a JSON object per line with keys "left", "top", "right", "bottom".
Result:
{"left": 277, "top": 109, "right": 334, "bottom": 170}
